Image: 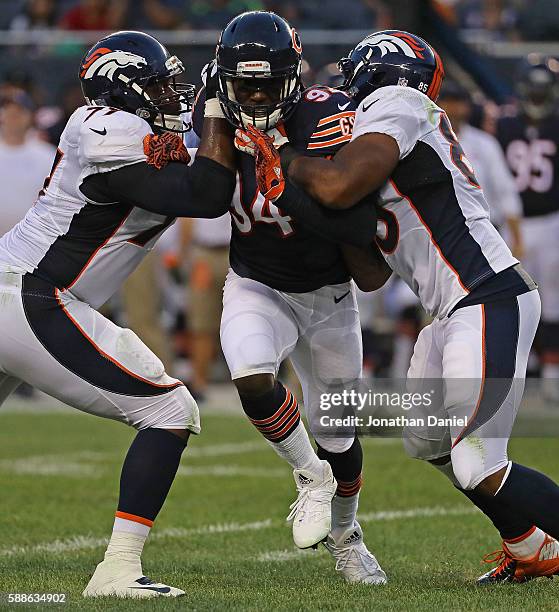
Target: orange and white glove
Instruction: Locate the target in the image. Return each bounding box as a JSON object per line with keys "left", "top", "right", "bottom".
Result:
{"left": 143, "top": 132, "right": 190, "bottom": 169}
{"left": 234, "top": 123, "right": 288, "bottom": 156}
{"left": 240, "top": 124, "right": 285, "bottom": 201}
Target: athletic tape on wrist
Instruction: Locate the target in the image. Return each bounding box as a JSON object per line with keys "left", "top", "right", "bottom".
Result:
{"left": 204, "top": 98, "right": 225, "bottom": 119}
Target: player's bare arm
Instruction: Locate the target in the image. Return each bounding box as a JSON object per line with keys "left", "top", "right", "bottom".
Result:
{"left": 196, "top": 60, "right": 236, "bottom": 173}
{"left": 287, "top": 133, "right": 400, "bottom": 209}
{"left": 239, "top": 126, "right": 378, "bottom": 248}
{"left": 341, "top": 242, "right": 392, "bottom": 292}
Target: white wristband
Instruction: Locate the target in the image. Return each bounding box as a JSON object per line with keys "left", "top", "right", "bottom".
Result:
{"left": 204, "top": 98, "right": 225, "bottom": 119}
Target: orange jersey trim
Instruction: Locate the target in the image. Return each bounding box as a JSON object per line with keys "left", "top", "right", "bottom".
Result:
{"left": 316, "top": 111, "right": 355, "bottom": 127}
{"left": 389, "top": 179, "right": 469, "bottom": 293}
{"left": 66, "top": 210, "right": 133, "bottom": 291}
{"left": 307, "top": 134, "right": 352, "bottom": 150}
{"left": 310, "top": 125, "right": 344, "bottom": 139}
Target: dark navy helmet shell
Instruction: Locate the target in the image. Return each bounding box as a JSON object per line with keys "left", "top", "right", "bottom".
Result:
{"left": 516, "top": 55, "right": 559, "bottom": 121}
{"left": 216, "top": 11, "right": 302, "bottom": 130}
{"left": 79, "top": 30, "right": 196, "bottom": 132}
{"left": 338, "top": 30, "right": 444, "bottom": 104}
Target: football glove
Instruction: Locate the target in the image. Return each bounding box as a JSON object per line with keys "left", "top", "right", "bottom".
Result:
{"left": 235, "top": 123, "right": 289, "bottom": 156}
{"left": 241, "top": 124, "right": 285, "bottom": 201}
{"left": 143, "top": 132, "right": 190, "bottom": 170}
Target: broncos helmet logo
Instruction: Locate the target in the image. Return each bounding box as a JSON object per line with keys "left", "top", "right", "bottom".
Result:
{"left": 80, "top": 48, "right": 147, "bottom": 81}
{"left": 356, "top": 32, "right": 425, "bottom": 60}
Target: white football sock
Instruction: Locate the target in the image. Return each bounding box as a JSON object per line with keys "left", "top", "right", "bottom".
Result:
{"left": 266, "top": 421, "right": 323, "bottom": 474}
{"left": 105, "top": 517, "right": 150, "bottom": 562}
{"left": 505, "top": 526, "right": 546, "bottom": 560}
{"left": 331, "top": 493, "right": 360, "bottom": 539}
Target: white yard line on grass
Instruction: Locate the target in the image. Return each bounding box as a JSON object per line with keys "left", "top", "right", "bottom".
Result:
{"left": 0, "top": 442, "right": 271, "bottom": 478}
{"left": 0, "top": 506, "right": 478, "bottom": 559}
{"left": 0, "top": 520, "right": 273, "bottom": 558}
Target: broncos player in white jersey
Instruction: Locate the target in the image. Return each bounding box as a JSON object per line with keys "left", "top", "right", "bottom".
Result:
{"left": 241, "top": 30, "right": 559, "bottom": 584}
{"left": 0, "top": 30, "right": 243, "bottom": 598}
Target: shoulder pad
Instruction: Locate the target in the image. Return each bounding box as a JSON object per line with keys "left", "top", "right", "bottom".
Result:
{"left": 362, "top": 86, "right": 439, "bottom": 125}
{"left": 287, "top": 87, "right": 356, "bottom": 153}
{"left": 78, "top": 106, "right": 150, "bottom": 169}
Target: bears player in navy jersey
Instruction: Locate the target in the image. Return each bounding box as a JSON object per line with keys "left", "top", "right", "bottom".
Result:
{"left": 0, "top": 30, "right": 245, "bottom": 598}
{"left": 244, "top": 30, "right": 559, "bottom": 584}
{"left": 193, "top": 11, "right": 388, "bottom": 585}
{"left": 496, "top": 57, "right": 559, "bottom": 403}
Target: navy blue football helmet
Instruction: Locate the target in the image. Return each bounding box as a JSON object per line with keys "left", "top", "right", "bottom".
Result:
{"left": 517, "top": 55, "right": 559, "bottom": 120}
{"left": 216, "top": 11, "right": 303, "bottom": 130}
{"left": 79, "top": 31, "right": 195, "bottom": 132}
{"left": 338, "top": 30, "right": 444, "bottom": 104}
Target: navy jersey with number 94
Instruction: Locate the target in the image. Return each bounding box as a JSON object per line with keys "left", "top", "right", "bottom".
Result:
{"left": 194, "top": 86, "right": 357, "bottom": 292}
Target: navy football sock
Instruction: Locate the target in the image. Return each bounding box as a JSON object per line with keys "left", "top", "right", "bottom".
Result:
{"left": 494, "top": 463, "right": 559, "bottom": 540}
{"left": 458, "top": 486, "right": 534, "bottom": 540}
{"left": 317, "top": 437, "right": 363, "bottom": 496}
{"left": 117, "top": 428, "right": 187, "bottom": 522}
{"left": 240, "top": 382, "right": 301, "bottom": 443}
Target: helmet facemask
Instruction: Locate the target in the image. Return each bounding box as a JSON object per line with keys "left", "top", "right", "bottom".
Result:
{"left": 217, "top": 60, "right": 301, "bottom": 130}
{"left": 128, "top": 56, "right": 195, "bottom": 133}
{"left": 518, "top": 67, "right": 559, "bottom": 121}
{"left": 85, "top": 55, "right": 196, "bottom": 133}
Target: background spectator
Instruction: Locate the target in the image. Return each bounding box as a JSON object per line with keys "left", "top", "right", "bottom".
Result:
{"left": 185, "top": 0, "right": 265, "bottom": 29}
{"left": 44, "top": 82, "right": 84, "bottom": 145}
{"left": 182, "top": 215, "right": 231, "bottom": 401}
{"left": 9, "top": 0, "right": 57, "bottom": 31}
{"left": 0, "top": 90, "right": 55, "bottom": 236}
{"left": 59, "top": 0, "right": 127, "bottom": 31}
{"left": 438, "top": 80, "right": 524, "bottom": 258}
{"left": 457, "top": 0, "right": 520, "bottom": 40}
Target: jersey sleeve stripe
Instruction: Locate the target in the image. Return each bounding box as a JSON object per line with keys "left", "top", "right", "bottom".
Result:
{"left": 307, "top": 134, "right": 352, "bottom": 149}
{"left": 316, "top": 111, "right": 355, "bottom": 127}
{"left": 310, "top": 124, "right": 344, "bottom": 139}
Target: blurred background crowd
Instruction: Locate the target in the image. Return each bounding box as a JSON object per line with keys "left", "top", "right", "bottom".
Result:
{"left": 1, "top": 0, "right": 558, "bottom": 404}
{"left": 0, "top": 0, "right": 558, "bottom": 39}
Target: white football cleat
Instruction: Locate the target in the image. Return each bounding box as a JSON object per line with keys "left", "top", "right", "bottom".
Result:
{"left": 286, "top": 460, "right": 337, "bottom": 549}
{"left": 83, "top": 557, "right": 185, "bottom": 599}
{"left": 324, "top": 522, "right": 387, "bottom": 585}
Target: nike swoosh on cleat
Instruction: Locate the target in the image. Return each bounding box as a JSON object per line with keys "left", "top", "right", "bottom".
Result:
{"left": 90, "top": 127, "right": 107, "bottom": 136}
{"left": 131, "top": 586, "right": 172, "bottom": 594}
{"left": 362, "top": 99, "right": 379, "bottom": 113}
{"left": 334, "top": 290, "right": 350, "bottom": 304}
{"left": 338, "top": 102, "right": 351, "bottom": 110}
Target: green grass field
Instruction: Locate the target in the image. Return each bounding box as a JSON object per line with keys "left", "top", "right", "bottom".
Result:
{"left": 1, "top": 404, "right": 559, "bottom": 611}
